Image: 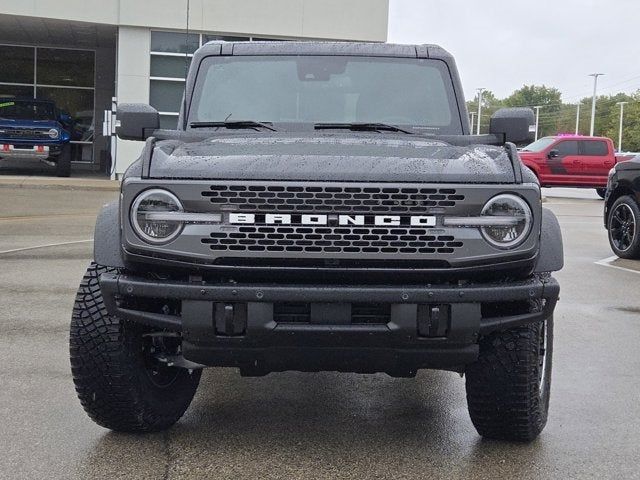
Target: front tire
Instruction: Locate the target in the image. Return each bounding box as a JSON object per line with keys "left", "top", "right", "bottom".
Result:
{"left": 70, "top": 263, "right": 201, "bottom": 432}
{"left": 55, "top": 144, "right": 71, "bottom": 177}
{"left": 465, "top": 318, "right": 553, "bottom": 442}
{"left": 608, "top": 195, "right": 640, "bottom": 259}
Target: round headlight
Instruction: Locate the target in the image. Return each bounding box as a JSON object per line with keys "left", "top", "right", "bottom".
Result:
{"left": 130, "top": 189, "right": 183, "bottom": 244}
{"left": 480, "top": 194, "right": 532, "bottom": 249}
{"left": 48, "top": 128, "right": 59, "bottom": 139}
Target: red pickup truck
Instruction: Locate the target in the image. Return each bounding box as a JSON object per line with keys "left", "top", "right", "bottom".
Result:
{"left": 519, "top": 135, "right": 634, "bottom": 197}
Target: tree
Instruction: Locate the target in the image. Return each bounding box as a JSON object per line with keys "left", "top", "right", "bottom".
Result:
{"left": 618, "top": 93, "right": 640, "bottom": 151}
{"left": 598, "top": 92, "right": 639, "bottom": 151}
{"left": 460, "top": 84, "right": 639, "bottom": 149}
{"left": 466, "top": 90, "right": 503, "bottom": 133}
{"left": 559, "top": 92, "right": 639, "bottom": 150}
{"left": 552, "top": 102, "right": 580, "bottom": 135}
{"left": 503, "top": 85, "right": 562, "bottom": 137}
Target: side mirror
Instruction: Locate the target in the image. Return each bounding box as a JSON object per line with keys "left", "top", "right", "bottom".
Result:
{"left": 58, "top": 112, "right": 72, "bottom": 125}
{"left": 489, "top": 108, "right": 535, "bottom": 145}
{"left": 116, "top": 103, "right": 159, "bottom": 141}
{"left": 548, "top": 149, "right": 560, "bottom": 159}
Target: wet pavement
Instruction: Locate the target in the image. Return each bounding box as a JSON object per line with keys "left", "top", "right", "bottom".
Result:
{"left": 1, "top": 185, "right": 639, "bottom": 479}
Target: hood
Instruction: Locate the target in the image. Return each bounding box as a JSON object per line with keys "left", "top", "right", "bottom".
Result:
{"left": 616, "top": 155, "right": 640, "bottom": 171}
{"left": 518, "top": 151, "right": 540, "bottom": 158}
{"left": 148, "top": 133, "right": 516, "bottom": 183}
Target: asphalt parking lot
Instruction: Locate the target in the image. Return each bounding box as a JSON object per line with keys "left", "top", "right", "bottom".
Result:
{"left": 1, "top": 184, "right": 639, "bottom": 480}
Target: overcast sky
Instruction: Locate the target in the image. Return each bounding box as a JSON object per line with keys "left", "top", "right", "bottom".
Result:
{"left": 388, "top": 0, "right": 640, "bottom": 103}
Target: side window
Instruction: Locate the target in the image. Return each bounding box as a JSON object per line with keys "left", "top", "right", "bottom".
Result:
{"left": 555, "top": 140, "right": 578, "bottom": 156}
{"left": 580, "top": 140, "right": 608, "bottom": 156}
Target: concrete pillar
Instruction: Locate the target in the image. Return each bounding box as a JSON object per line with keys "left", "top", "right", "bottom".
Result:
{"left": 114, "top": 26, "right": 150, "bottom": 177}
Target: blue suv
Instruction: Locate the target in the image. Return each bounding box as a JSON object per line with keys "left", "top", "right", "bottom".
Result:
{"left": 0, "top": 98, "right": 72, "bottom": 176}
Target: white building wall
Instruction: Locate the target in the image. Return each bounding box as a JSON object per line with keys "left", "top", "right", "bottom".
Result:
{"left": 0, "top": 0, "right": 389, "bottom": 176}
{"left": 0, "top": 0, "right": 119, "bottom": 24}
{"left": 0, "top": 0, "right": 389, "bottom": 41}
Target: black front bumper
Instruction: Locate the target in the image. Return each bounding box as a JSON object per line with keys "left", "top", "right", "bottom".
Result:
{"left": 100, "top": 273, "right": 559, "bottom": 375}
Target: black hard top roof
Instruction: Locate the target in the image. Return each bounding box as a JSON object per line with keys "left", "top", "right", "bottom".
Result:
{"left": 195, "top": 41, "right": 453, "bottom": 60}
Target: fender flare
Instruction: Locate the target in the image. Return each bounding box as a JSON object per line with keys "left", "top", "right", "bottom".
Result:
{"left": 534, "top": 207, "right": 564, "bottom": 273}
{"left": 93, "top": 200, "right": 125, "bottom": 268}
{"left": 521, "top": 162, "right": 540, "bottom": 182}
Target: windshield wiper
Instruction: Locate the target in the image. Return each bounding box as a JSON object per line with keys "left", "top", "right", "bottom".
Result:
{"left": 189, "top": 120, "right": 277, "bottom": 131}
{"left": 314, "top": 122, "right": 416, "bottom": 134}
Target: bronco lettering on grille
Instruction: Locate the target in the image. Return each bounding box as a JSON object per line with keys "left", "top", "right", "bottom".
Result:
{"left": 228, "top": 213, "right": 436, "bottom": 227}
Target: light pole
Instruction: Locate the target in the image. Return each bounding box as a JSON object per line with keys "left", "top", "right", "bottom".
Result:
{"left": 533, "top": 106, "right": 542, "bottom": 141}
{"left": 476, "top": 88, "right": 485, "bottom": 135}
{"left": 469, "top": 112, "right": 476, "bottom": 133}
{"left": 575, "top": 103, "right": 580, "bottom": 135}
{"left": 616, "top": 101, "right": 628, "bottom": 152}
{"left": 588, "top": 73, "right": 604, "bottom": 136}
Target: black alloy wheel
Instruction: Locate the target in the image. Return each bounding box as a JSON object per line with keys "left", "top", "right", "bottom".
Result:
{"left": 608, "top": 196, "right": 640, "bottom": 259}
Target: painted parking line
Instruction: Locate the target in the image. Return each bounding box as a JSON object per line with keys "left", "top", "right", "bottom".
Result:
{"left": 557, "top": 221, "right": 603, "bottom": 225}
{"left": 0, "top": 239, "right": 93, "bottom": 255}
{"left": 595, "top": 255, "right": 640, "bottom": 276}
{"left": 544, "top": 201, "right": 603, "bottom": 205}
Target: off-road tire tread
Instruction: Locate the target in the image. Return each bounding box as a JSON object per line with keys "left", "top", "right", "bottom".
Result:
{"left": 465, "top": 319, "right": 552, "bottom": 442}
{"left": 69, "top": 263, "right": 201, "bottom": 432}
{"left": 55, "top": 144, "right": 71, "bottom": 177}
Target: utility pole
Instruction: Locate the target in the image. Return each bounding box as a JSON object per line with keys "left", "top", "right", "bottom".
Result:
{"left": 476, "top": 87, "right": 485, "bottom": 135}
{"left": 588, "top": 73, "right": 604, "bottom": 136}
{"left": 469, "top": 112, "right": 476, "bottom": 133}
{"left": 575, "top": 103, "right": 580, "bottom": 135}
{"left": 534, "top": 106, "right": 542, "bottom": 141}
{"left": 616, "top": 101, "right": 628, "bottom": 152}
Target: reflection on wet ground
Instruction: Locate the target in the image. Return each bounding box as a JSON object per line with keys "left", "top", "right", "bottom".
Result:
{"left": 1, "top": 187, "right": 639, "bottom": 479}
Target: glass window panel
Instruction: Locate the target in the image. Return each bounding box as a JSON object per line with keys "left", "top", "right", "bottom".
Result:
{"left": 0, "top": 84, "right": 34, "bottom": 99}
{"left": 37, "top": 48, "right": 94, "bottom": 87}
{"left": 190, "top": 56, "right": 458, "bottom": 131}
{"left": 202, "top": 35, "right": 250, "bottom": 43}
{"left": 150, "top": 55, "right": 191, "bottom": 79}
{"left": 581, "top": 140, "right": 608, "bottom": 156}
{"left": 556, "top": 141, "right": 578, "bottom": 156}
{"left": 151, "top": 31, "right": 199, "bottom": 54}
{"left": 36, "top": 87, "right": 95, "bottom": 143}
{"left": 150, "top": 80, "right": 185, "bottom": 113}
{"left": 0, "top": 99, "right": 56, "bottom": 120}
{"left": 0, "top": 46, "right": 34, "bottom": 84}
{"left": 159, "top": 114, "right": 179, "bottom": 130}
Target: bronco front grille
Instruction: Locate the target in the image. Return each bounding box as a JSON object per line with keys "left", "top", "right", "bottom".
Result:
{"left": 1, "top": 128, "right": 51, "bottom": 140}
{"left": 124, "top": 181, "right": 541, "bottom": 269}
{"left": 201, "top": 226, "right": 464, "bottom": 255}
{"left": 201, "top": 184, "right": 464, "bottom": 214}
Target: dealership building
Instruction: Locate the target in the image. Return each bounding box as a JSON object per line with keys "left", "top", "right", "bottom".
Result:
{"left": 0, "top": 0, "right": 389, "bottom": 177}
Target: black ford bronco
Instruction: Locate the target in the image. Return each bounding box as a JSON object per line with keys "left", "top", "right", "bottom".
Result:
{"left": 605, "top": 157, "right": 640, "bottom": 259}
{"left": 70, "top": 42, "right": 563, "bottom": 441}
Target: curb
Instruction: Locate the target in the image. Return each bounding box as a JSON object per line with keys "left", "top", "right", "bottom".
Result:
{"left": 0, "top": 176, "right": 120, "bottom": 192}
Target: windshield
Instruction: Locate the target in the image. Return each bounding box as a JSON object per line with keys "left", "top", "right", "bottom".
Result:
{"left": 188, "top": 56, "right": 462, "bottom": 133}
{"left": 522, "top": 137, "right": 556, "bottom": 152}
{"left": 0, "top": 100, "right": 56, "bottom": 121}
